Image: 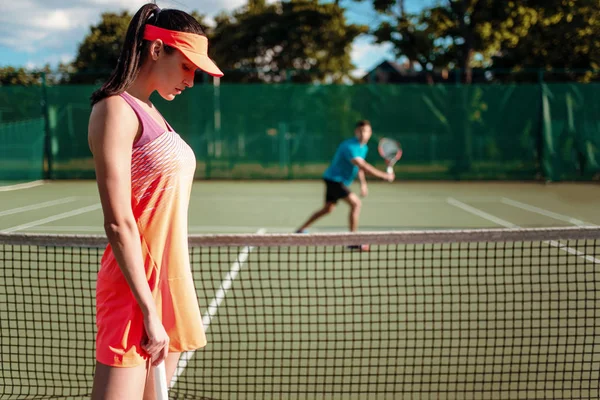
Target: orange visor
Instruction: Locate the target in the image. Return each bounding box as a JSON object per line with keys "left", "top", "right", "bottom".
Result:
{"left": 143, "top": 24, "right": 223, "bottom": 77}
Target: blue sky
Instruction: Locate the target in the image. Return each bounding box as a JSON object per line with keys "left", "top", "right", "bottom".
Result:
{"left": 344, "top": 0, "right": 436, "bottom": 76}
{"left": 0, "top": 0, "right": 433, "bottom": 75}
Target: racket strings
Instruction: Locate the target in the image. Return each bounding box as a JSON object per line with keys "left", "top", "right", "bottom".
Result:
{"left": 380, "top": 140, "right": 400, "bottom": 160}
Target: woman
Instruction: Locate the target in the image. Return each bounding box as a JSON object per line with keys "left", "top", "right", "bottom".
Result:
{"left": 87, "top": 3, "right": 223, "bottom": 399}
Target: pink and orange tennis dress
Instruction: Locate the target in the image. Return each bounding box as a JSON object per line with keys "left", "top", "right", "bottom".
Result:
{"left": 95, "top": 92, "right": 206, "bottom": 367}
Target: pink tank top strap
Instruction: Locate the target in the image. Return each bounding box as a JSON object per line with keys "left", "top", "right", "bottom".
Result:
{"left": 119, "top": 92, "right": 172, "bottom": 148}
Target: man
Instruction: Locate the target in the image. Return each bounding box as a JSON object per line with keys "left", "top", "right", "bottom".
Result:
{"left": 295, "top": 120, "right": 394, "bottom": 247}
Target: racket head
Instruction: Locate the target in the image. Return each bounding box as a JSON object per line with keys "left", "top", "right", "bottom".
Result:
{"left": 378, "top": 138, "right": 402, "bottom": 166}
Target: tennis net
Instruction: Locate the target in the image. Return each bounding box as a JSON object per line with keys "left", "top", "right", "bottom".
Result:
{"left": 1, "top": 227, "right": 600, "bottom": 399}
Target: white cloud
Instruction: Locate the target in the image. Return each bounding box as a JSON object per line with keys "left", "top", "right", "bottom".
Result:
{"left": 0, "top": 30, "right": 49, "bottom": 53}
{"left": 350, "top": 68, "right": 367, "bottom": 79}
{"left": 31, "top": 10, "right": 75, "bottom": 30}
{"left": 0, "top": 0, "right": 240, "bottom": 56}
{"left": 350, "top": 36, "right": 394, "bottom": 76}
{"left": 61, "top": 53, "right": 74, "bottom": 64}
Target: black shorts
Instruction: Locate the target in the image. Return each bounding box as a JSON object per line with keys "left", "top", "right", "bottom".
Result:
{"left": 324, "top": 179, "right": 351, "bottom": 203}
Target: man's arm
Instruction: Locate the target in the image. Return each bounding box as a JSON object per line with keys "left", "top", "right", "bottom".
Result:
{"left": 352, "top": 157, "right": 394, "bottom": 182}
{"left": 358, "top": 169, "right": 368, "bottom": 197}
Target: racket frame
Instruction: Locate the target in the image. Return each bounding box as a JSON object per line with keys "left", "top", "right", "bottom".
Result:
{"left": 378, "top": 138, "right": 402, "bottom": 174}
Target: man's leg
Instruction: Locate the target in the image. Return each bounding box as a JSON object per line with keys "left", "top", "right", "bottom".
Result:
{"left": 341, "top": 193, "right": 369, "bottom": 251}
{"left": 296, "top": 202, "right": 336, "bottom": 232}
{"left": 342, "top": 193, "right": 362, "bottom": 232}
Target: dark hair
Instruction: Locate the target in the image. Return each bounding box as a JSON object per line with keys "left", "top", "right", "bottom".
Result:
{"left": 355, "top": 120, "right": 371, "bottom": 128}
{"left": 90, "top": 3, "right": 206, "bottom": 105}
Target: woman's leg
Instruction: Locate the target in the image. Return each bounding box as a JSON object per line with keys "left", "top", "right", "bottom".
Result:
{"left": 142, "top": 352, "right": 182, "bottom": 400}
{"left": 91, "top": 361, "right": 147, "bottom": 400}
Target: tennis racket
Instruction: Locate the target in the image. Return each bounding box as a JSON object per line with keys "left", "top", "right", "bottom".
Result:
{"left": 154, "top": 362, "right": 169, "bottom": 400}
{"left": 378, "top": 138, "right": 402, "bottom": 174}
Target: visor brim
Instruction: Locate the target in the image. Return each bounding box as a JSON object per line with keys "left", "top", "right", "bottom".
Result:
{"left": 181, "top": 50, "right": 224, "bottom": 77}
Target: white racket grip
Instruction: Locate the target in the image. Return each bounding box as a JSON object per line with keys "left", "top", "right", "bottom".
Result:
{"left": 386, "top": 166, "right": 393, "bottom": 174}
{"left": 154, "top": 362, "right": 169, "bottom": 400}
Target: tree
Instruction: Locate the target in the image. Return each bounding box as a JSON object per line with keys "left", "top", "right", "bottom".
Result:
{"left": 0, "top": 65, "right": 55, "bottom": 86}
{"left": 210, "top": 0, "right": 367, "bottom": 83}
{"left": 66, "top": 1, "right": 364, "bottom": 84}
{"left": 491, "top": 0, "right": 600, "bottom": 82}
{"left": 370, "top": 0, "right": 543, "bottom": 83}
{"left": 367, "top": 0, "right": 598, "bottom": 83}
{"left": 68, "top": 11, "right": 132, "bottom": 84}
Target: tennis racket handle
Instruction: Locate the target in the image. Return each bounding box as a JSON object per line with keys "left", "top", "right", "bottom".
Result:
{"left": 386, "top": 166, "right": 393, "bottom": 174}
{"left": 154, "top": 362, "right": 169, "bottom": 400}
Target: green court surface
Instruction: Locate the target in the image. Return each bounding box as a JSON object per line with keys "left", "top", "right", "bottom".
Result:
{"left": 1, "top": 180, "right": 600, "bottom": 399}
{"left": 1, "top": 180, "right": 599, "bottom": 234}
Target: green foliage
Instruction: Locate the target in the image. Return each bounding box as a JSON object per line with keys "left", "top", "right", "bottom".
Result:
{"left": 491, "top": 0, "right": 599, "bottom": 81}
{"left": 210, "top": 1, "right": 367, "bottom": 83}
{"left": 66, "top": 11, "right": 132, "bottom": 84}
{"left": 60, "top": 1, "right": 364, "bottom": 84}
{"left": 0, "top": 66, "right": 54, "bottom": 86}
{"left": 368, "top": 0, "right": 599, "bottom": 82}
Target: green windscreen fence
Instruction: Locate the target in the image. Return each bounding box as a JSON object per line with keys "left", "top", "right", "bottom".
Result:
{"left": 0, "top": 86, "right": 45, "bottom": 181}
{"left": 541, "top": 84, "right": 600, "bottom": 181}
{"left": 1, "top": 83, "right": 598, "bottom": 181}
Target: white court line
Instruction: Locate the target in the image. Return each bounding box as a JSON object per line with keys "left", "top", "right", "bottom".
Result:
{"left": 189, "top": 225, "right": 300, "bottom": 233}
{"left": 190, "top": 225, "right": 283, "bottom": 232}
{"left": 170, "top": 228, "right": 267, "bottom": 388}
{"left": 447, "top": 197, "right": 600, "bottom": 264}
{"left": 14, "top": 225, "right": 262, "bottom": 233}
{"left": 0, "top": 180, "right": 46, "bottom": 192}
{"left": 501, "top": 197, "right": 593, "bottom": 227}
{"left": 547, "top": 240, "right": 600, "bottom": 264}
{"left": 1, "top": 204, "right": 102, "bottom": 233}
{"left": 13, "top": 225, "right": 298, "bottom": 234}
{"left": 447, "top": 198, "right": 517, "bottom": 228}
{"left": 198, "top": 196, "right": 501, "bottom": 204}
{"left": 0, "top": 197, "right": 79, "bottom": 218}
{"left": 365, "top": 197, "right": 501, "bottom": 204}
{"left": 17, "top": 226, "right": 105, "bottom": 232}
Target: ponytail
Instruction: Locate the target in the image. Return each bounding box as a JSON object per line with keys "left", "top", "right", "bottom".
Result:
{"left": 90, "top": 3, "right": 160, "bottom": 105}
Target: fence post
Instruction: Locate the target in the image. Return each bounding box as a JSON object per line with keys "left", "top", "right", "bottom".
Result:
{"left": 450, "top": 69, "right": 471, "bottom": 178}
{"left": 537, "top": 69, "right": 546, "bottom": 180}
{"left": 278, "top": 122, "right": 288, "bottom": 178}
{"left": 212, "top": 76, "right": 221, "bottom": 179}
{"left": 41, "top": 72, "right": 53, "bottom": 180}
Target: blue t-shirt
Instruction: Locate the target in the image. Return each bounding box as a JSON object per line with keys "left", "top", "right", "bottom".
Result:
{"left": 323, "top": 138, "right": 368, "bottom": 187}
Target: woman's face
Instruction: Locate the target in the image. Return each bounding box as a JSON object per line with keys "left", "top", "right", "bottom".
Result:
{"left": 148, "top": 40, "right": 197, "bottom": 100}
